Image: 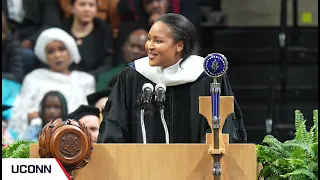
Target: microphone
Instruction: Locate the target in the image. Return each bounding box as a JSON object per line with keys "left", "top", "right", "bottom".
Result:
{"left": 155, "top": 83, "right": 166, "bottom": 106}
{"left": 140, "top": 83, "right": 154, "bottom": 144}
{"left": 141, "top": 83, "right": 154, "bottom": 105}
{"left": 155, "top": 83, "right": 169, "bottom": 144}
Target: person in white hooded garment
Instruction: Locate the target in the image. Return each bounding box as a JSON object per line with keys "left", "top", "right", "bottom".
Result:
{"left": 8, "top": 28, "right": 96, "bottom": 138}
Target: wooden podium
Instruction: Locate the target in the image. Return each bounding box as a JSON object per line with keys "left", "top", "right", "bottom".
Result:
{"left": 30, "top": 96, "right": 257, "bottom": 180}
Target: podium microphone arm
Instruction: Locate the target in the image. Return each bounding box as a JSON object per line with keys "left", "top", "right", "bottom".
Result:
{"left": 159, "top": 107, "right": 169, "bottom": 144}
{"left": 141, "top": 83, "right": 154, "bottom": 144}
{"left": 203, "top": 53, "right": 228, "bottom": 177}
{"left": 155, "top": 84, "right": 169, "bottom": 144}
{"left": 140, "top": 109, "right": 147, "bottom": 144}
{"left": 211, "top": 78, "right": 222, "bottom": 176}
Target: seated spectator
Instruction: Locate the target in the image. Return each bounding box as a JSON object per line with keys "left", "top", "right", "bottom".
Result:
{"left": 87, "top": 89, "right": 112, "bottom": 109}
{"left": 58, "top": 0, "right": 120, "bottom": 38}
{"left": 8, "top": 28, "right": 96, "bottom": 137}
{"left": 114, "top": 0, "right": 169, "bottom": 66}
{"left": 97, "top": 29, "right": 148, "bottom": 90}
{"left": 59, "top": 0, "right": 108, "bottom": 21}
{"left": 2, "top": 0, "right": 61, "bottom": 74}
{"left": 21, "top": 91, "right": 68, "bottom": 141}
{"left": 2, "top": 12, "right": 23, "bottom": 121}
{"left": 56, "top": 0, "right": 114, "bottom": 78}
{"left": 117, "top": 0, "right": 170, "bottom": 23}
{"left": 67, "top": 105, "right": 102, "bottom": 143}
{"left": 2, "top": 12, "right": 24, "bottom": 83}
{"left": 117, "top": 0, "right": 200, "bottom": 27}
{"left": 2, "top": 105, "right": 17, "bottom": 147}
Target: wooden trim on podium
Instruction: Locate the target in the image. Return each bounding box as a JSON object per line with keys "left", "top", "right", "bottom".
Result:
{"left": 199, "top": 95, "right": 258, "bottom": 180}
{"left": 205, "top": 133, "right": 258, "bottom": 180}
{"left": 30, "top": 143, "right": 257, "bottom": 180}
{"left": 199, "top": 96, "right": 234, "bottom": 152}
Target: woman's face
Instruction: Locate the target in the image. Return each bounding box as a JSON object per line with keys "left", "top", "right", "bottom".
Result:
{"left": 45, "top": 41, "right": 71, "bottom": 73}
{"left": 43, "top": 95, "right": 63, "bottom": 125}
{"left": 145, "top": 21, "right": 183, "bottom": 68}
{"left": 72, "top": 0, "right": 97, "bottom": 24}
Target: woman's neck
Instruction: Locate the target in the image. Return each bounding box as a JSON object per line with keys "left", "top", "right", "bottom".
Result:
{"left": 71, "top": 19, "right": 94, "bottom": 39}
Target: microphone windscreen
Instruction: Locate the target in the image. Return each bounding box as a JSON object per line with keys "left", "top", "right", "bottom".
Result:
{"left": 155, "top": 83, "right": 166, "bottom": 92}
{"left": 142, "top": 83, "right": 154, "bottom": 92}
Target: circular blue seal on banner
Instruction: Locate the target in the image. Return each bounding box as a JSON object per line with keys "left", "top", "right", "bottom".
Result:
{"left": 203, "top": 53, "right": 228, "bottom": 78}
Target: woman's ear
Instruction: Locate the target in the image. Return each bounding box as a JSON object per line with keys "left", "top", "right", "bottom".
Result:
{"left": 176, "top": 41, "right": 184, "bottom": 53}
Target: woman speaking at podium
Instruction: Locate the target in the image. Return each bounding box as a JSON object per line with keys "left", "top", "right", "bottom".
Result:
{"left": 98, "top": 13, "right": 246, "bottom": 144}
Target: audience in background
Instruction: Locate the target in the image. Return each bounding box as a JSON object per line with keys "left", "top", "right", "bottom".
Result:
{"left": 117, "top": 0, "right": 169, "bottom": 23}
{"left": 2, "top": 12, "right": 23, "bottom": 121}
{"left": 8, "top": 28, "right": 95, "bottom": 137}
{"left": 58, "top": 0, "right": 108, "bottom": 21}
{"left": 2, "top": 12, "right": 24, "bottom": 83}
{"left": 97, "top": 29, "right": 148, "bottom": 91}
{"left": 87, "top": 89, "right": 112, "bottom": 110}
{"left": 58, "top": 0, "right": 120, "bottom": 38}
{"left": 56, "top": 0, "right": 114, "bottom": 78}
{"left": 68, "top": 105, "right": 102, "bottom": 143}
{"left": 21, "top": 91, "right": 68, "bottom": 141}
{"left": 2, "top": 0, "right": 61, "bottom": 74}
{"left": 2, "top": 105, "right": 16, "bottom": 147}
{"left": 114, "top": 0, "right": 169, "bottom": 66}
{"left": 116, "top": 0, "right": 200, "bottom": 27}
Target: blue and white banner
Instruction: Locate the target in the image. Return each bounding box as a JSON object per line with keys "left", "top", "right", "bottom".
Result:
{"left": 2, "top": 158, "right": 71, "bottom": 180}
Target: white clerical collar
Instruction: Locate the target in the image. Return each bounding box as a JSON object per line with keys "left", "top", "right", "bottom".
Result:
{"left": 132, "top": 55, "right": 205, "bottom": 86}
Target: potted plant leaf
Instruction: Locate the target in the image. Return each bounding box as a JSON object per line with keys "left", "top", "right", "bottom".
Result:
{"left": 256, "top": 110, "right": 318, "bottom": 180}
{"left": 2, "top": 140, "right": 36, "bottom": 158}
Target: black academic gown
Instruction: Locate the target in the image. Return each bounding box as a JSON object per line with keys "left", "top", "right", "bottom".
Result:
{"left": 98, "top": 56, "right": 247, "bottom": 143}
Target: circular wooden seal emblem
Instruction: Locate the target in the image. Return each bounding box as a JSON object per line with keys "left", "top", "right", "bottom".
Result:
{"left": 38, "top": 118, "right": 93, "bottom": 170}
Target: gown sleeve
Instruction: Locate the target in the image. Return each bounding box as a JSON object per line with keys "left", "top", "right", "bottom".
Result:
{"left": 97, "top": 69, "right": 132, "bottom": 143}
{"left": 222, "top": 74, "right": 248, "bottom": 143}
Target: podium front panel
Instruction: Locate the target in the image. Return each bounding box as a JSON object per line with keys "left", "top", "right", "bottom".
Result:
{"left": 30, "top": 144, "right": 257, "bottom": 180}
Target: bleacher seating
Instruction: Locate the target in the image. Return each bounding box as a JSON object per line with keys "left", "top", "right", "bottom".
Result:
{"left": 200, "top": 26, "right": 318, "bottom": 143}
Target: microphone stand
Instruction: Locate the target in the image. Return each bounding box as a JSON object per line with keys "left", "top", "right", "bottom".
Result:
{"left": 159, "top": 105, "right": 169, "bottom": 144}
{"left": 211, "top": 77, "right": 222, "bottom": 177}
{"left": 140, "top": 83, "right": 154, "bottom": 144}
{"left": 155, "top": 84, "right": 169, "bottom": 144}
{"left": 140, "top": 108, "right": 147, "bottom": 144}
{"left": 203, "top": 53, "right": 228, "bottom": 178}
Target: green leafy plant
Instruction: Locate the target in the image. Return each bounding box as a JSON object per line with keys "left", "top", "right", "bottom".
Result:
{"left": 257, "top": 110, "right": 318, "bottom": 180}
{"left": 2, "top": 140, "right": 36, "bottom": 158}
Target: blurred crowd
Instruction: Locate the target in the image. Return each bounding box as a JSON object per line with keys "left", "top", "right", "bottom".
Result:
{"left": 2, "top": 0, "right": 201, "bottom": 146}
